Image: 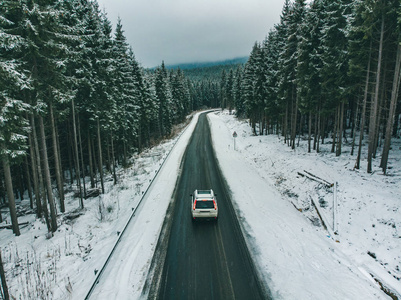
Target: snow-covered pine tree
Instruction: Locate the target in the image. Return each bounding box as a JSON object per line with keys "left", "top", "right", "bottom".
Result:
{"left": 380, "top": 3, "right": 401, "bottom": 174}
{"left": 135, "top": 67, "right": 157, "bottom": 150}
{"left": 220, "top": 69, "right": 227, "bottom": 109}
{"left": 112, "top": 18, "right": 140, "bottom": 168}
{"left": 360, "top": 0, "right": 399, "bottom": 173}
{"left": 233, "top": 66, "right": 244, "bottom": 118}
{"left": 284, "top": 0, "right": 306, "bottom": 149}
{"left": 348, "top": 0, "right": 377, "bottom": 169}
{"left": 276, "top": 0, "right": 292, "bottom": 143}
{"left": 170, "top": 68, "right": 186, "bottom": 124}
{"left": 155, "top": 62, "right": 173, "bottom": 138}
{"left": 0, "top": 0, "right": 31, "bottom": 236}
{"left": 225, "top": 69, "right": 234, "bottom": 114}
{"left": 320, "top": 0, "right": 351, "bottom": 156}
{"left": 297, "top": 0, "right": 324, "bottom": 153}
{"left": 261, "top": 30, "right": 280, "bottom": 134}
{"left": 74, "top": 1, "right": 115, "bottom": 194}
{"left": 242, "top": 42, "right": 265, "bottom": 135}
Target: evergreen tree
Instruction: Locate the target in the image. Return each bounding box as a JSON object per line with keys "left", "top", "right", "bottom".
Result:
{"left": 225, "top": 69, "right": 235, "bottom": 114}
{"left": 170, "top": 68, "right": 187, "bottom": 123}
{"left": 276, "top": 0, "right": 292, "bottom": 142}
{"left": 0, "top": 0, "right": 33, "bottom": 235}
{"left": 233, "top": 66, "right": 244, "bottom": 118}
{"left": 113, "top": 19, "right": 139, "bottom": 167}
{"left": 297, "top": 0, "right": 324, "bottom": 152}
{"left": 261, "top": 30, "right": 280, "bottom": 133}
{"left": 155, "top": 62, "right": 172, "bottom": 137}
{"left": 320, "top": 0, "right": 351, "bottom": 155}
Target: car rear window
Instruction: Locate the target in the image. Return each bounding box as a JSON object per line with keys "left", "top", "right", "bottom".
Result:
{"left": 195, "top": 200, "right": 214, "bottom": 209}
{"left": 197, "top": 190, "right": 212, "bottom": 195}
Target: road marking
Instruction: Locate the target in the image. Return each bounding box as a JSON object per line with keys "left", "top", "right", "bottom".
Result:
{"left": 214, "top": 223, "right": 235, "bottom": 299}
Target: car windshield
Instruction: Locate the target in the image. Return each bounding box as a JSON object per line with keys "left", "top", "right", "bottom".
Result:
{"left": 195, "top": 200, "right": 214, "bottom": 209}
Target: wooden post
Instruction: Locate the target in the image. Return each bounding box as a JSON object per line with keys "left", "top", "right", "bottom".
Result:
{"left": 333, "top": 182, "right": 338, "bottom": 234}
{"left": 0, "top": 250, "right": 10, "bottom": 300}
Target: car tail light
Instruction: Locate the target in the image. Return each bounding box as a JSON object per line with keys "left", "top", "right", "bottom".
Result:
{"left": 193, "top": 200, "right": 196, "bottom": 210}
{"left": 213, "top": 200, "right": 217, "bottom": 210}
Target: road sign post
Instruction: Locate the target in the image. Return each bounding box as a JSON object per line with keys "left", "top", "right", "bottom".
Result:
{"left": 233, "top": 131, "right": 237, "bottom": 150}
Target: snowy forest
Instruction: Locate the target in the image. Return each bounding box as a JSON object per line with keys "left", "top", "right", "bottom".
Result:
{"left": 220, "top": 0, "right": 401, "bottom": 175}
{"left": 0, "top": 0, "right": 401, "bottom": 298}
{"left": 0, "top": 0, "right": 216, "bottom": 237}
{"left": 0, "top": 0, "right": 400, "bottom": 239}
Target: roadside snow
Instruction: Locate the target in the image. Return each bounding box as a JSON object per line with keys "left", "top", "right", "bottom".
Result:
{"left": 208, "top": 110, "right": 400, "bottom": 299}
{"left": 0, "top": 112, "right": 199, "bottom": 300}
{"left": 1, "top": 110, "right": 399, "bottom": 299}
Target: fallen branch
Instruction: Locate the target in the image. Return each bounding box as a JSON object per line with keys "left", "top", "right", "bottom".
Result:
{"left": 63, "top": 211, "right": 84, "bottom": 221}
{"left": 0, "top": 222, "right": 29, "bottom": 230}
{"left": 370, "top": 273, "right": 399, "bottom": 300}
{"left": 310, "top": 198, "right": 328, "bottom": 231}
{"left": 298, "top": 170, "right": 333, "bottom": 187}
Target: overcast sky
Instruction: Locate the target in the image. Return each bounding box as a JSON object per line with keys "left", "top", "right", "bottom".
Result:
{"left": 96, "top": 0, "right": 286, "bottom": 68}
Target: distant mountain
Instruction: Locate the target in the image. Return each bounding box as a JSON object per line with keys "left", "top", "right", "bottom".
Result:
{"left": 165, "top": 57, "right": 248, "bottom": 82}
{"left": 166, "top": 57, "right": 248, "bottom": 70}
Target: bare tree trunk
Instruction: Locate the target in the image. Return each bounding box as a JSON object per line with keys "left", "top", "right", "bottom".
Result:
{"left": 308, "top": 112, "right": 312, "bottom": 153}
{"left": 49, "top": 102, "right": 65, "bottom": 213}
{"left": 316, "top": 112, "right": 321, "bottom": 153}
{"left": 27, "top": 122, "right": 41, "bottom": 216}
{"left": 368, "top": 11, "right": 384, "bottom": 173}
{"left": 1, "top": 144, "right": 20, "bottom": 236}
{"left": 56, "top": 123, "right": 63, "bottom": 183}
{"left": 92, "top": 137, "right": 99, "bottom": 189}
{"left": 336, "top": 101, "right": 345, "bottom": 156}
{"left": 78, "top": 117, "right": 87, "bottom": 199}
{"left": 283, "top": 101, "right": 289, "bottom": 144}
{"left": 67, "top": 128, "right": 74, "bottom": 185}
{"left": 24, "top": 156, "right": 33, "bottom": 209}
{"left": 31, "top": 115, "right": 46, "bottom": 221}
{"left": 351, "top": 102, "right": 359, "bottom": 156}
{"left": 38, "top": 115, "right": 57, "bottom": 232}
{"left": 88, "top": 134, "right": 95, "bottom": 189}
{"left": 123, "top": 139, "right": 127, "bottom": 168}
{"left": 290, "top": 88, "right": 298, "bottom": 150}
{"left": 374, "top": 61, "right": 387, "bottom": 158}
{"left": 313, "top": 111, "right": 318, "bottom": 151}
{"left": 110, "top": 132, "right": 117, "bottom": 185}
{"left": 106, "top": 136, "right": 111, "bottom": 172}
{"left": 16, "top": 166, "right": 24, "bottom": 201}
{"left": 356, "top": 42, "right": 372, "bottom": 170}
{"left": 331, "top": 108, "right": 338, "bottom": 153}
{"left": 381, "top": 43, "right": 401, "bottom": 174}
{"left": 97, "top": 118, "right": 105, "bottom": 194}
{"left": 71, "top": 98, "right": 83, "bottom": 209}
{"left": 0, "top": 251, "right": 10, "bottom": 300}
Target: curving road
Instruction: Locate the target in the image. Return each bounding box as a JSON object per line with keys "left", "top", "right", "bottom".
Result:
{"left": 146, "top": 113, "right": 270, "bottom": 299}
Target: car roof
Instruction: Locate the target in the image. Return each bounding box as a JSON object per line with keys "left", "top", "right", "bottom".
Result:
{"left": 195, "top": 189, "right": 214, "bottom": 198}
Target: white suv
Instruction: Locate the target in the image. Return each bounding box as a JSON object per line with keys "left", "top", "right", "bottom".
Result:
{"left": 191, "top": 189, "right": 218, "bottom": 221}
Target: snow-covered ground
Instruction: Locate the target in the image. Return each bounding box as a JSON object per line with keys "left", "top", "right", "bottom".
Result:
{"left": 0, "top": 112, "right": 198, "bottom": 300}
{"left": 208, "top": 111, "right": 400, "bottom": 299}
{"left": 0, "top": 110, "right": 400, "bottom": 299}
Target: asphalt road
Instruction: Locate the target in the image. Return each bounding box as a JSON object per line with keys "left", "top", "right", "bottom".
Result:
{"left": 146, "top": 113, "right": 270, "bottom": 300}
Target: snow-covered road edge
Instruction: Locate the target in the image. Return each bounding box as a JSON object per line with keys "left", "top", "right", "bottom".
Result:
{"left": 83, "top": 112, "right": 199, "bottom": 298}
{"left": 207, "top": 112, "right": 389, "bottom": 300}
{"left": 82, "top": 111, "right": 204, "bottom": 299}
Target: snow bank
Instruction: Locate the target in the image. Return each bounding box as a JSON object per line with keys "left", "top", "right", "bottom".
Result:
{"left": 207, "top": 111, "right": 400, "bottom": 299}
{"left": 0, "top": 112, "right": 201, "bottom": 300}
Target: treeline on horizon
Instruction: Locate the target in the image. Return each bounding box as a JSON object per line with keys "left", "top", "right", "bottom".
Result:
{"left": 0, "top": 0, "right": 216, "bottom": 236}
{"left": 217, "top": 0, "right": 401, "bottom": 175}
